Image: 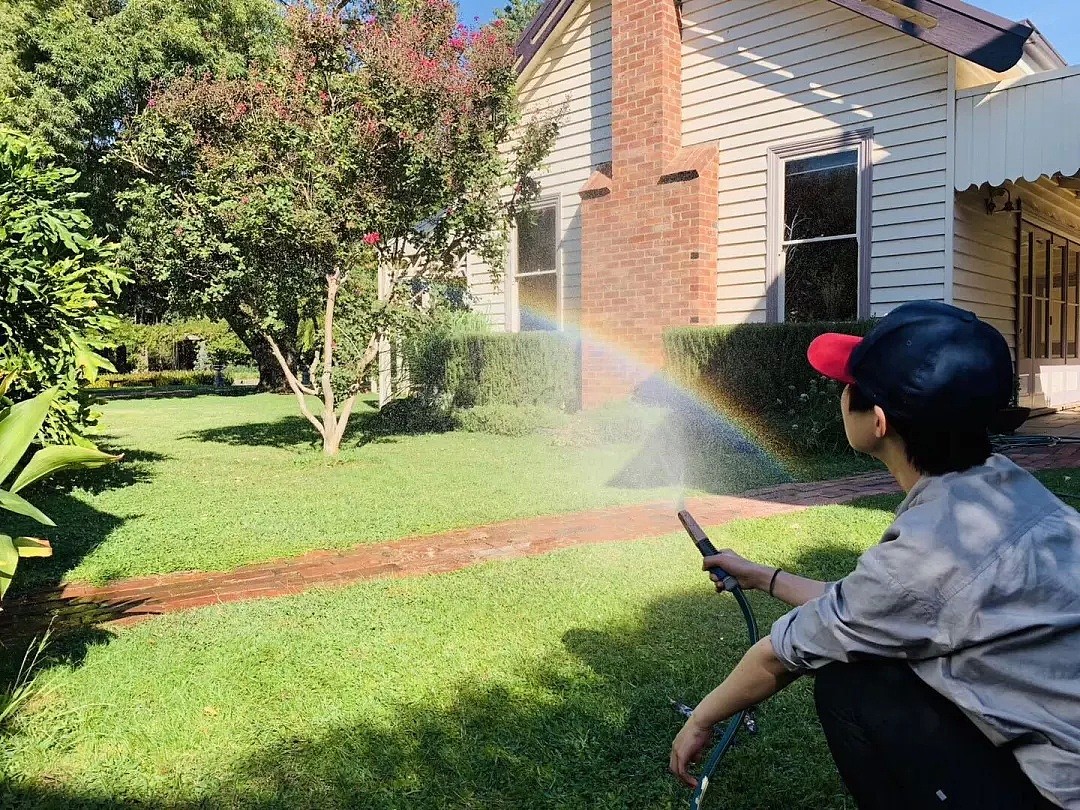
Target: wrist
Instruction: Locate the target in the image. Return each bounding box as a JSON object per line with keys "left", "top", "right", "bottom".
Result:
{"left": 688, "top": 711, "right": 714, "bottom": 733}
{"left": 750, "top": 564, "right": 773, "bottom": 591}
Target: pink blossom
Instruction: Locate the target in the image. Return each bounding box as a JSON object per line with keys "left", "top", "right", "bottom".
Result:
{"left": 240, "top": 195, "right": 250, "bottom": 204}
{"left": 319, "top": 91, "right": 329, "bottom": 103}
{"left": 363, "top": 232, "right": 381, "bottom": 245}
{"left": 147, "top": 98, "right": 157, "bottom": 109}
{"left": 449, "top": 35, "right": 466, "bottom": 49}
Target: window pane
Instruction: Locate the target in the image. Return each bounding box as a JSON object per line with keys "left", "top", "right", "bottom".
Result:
{"left": 1034, "top": 235, "right": 1049, "bottom": 359}
{"left": 784, "top": 238, "right": 858, "bottom": 322}
{"left": 1070, "top": 251, "right": 1080, "bottom": 357}
{"left": 1052, "top": 244, "right": 1065, "bottom": 357}
{"left": 516, "top": 207, "right": 557, "bottom": 275}
{"left": 784, "top": 150, "right": 858, "bottom": 241}
{"left": 518, "top": 273, "right": 558, "bottom": 331}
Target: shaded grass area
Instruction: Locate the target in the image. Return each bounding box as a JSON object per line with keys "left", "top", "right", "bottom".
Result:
{"left": 0, "top": 501, "right": 898, "bottom": 809}
{"left": 10, "top": 393, "right": 801, "bottom": 589}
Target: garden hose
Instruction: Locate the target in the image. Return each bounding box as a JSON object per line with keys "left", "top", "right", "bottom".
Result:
{"left": 677, "top": 510, "right": 760, "bottom": 810}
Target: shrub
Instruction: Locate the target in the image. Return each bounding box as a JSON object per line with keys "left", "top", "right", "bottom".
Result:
{"left": 0, "top": 127, "right": 127, "bottom": 445}
{"left": 109, "top": 319, "right": 252, "bottom": 372}
{"left": 453, "top": 404, "right": 566, "bottom": 436}
{"left": 88, "top": 370, "right": 233, "bottom": 389}
{"left": 664, "top": 321, "right": 876, "bottom": 455}
{"left": 549, "top": 401, "right": 662, "bottom": 448}
{"left": 368, "top": 397, "right": 455, "bottom": 435}
{"left": 410, "top": 330, "right": 579, "bottom": 411}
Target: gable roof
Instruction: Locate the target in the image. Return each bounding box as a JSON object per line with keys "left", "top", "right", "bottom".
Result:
{"left": 515, "top": 0, "right": 1034, "bottom": 76}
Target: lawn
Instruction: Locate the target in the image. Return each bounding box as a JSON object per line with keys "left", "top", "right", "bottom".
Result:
{"left": 0, "top": 500, "right": 899, "bottom": 809}
{"left": 10, "top": 392, "right": 874, "bottom": 590}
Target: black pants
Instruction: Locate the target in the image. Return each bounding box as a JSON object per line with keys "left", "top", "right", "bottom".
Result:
{"left": 814, "top": 660, "right": 1057, "bottom": 809}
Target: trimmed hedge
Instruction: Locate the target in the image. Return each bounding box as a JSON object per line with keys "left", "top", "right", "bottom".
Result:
{"left": 664, "top": 321, "right": 876, "bottom": 455}
{"left": 410, "top": 331, "right": 579, "bottom": 411}
{"left": 88, "top": 370, "right": 234, "bottom": 389}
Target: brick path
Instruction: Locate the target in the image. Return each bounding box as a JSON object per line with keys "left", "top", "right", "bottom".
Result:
{"left": 2, "top": 442, "right": 1077, "bottom": 639}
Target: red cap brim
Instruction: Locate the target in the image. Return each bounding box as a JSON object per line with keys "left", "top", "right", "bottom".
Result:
{"left": 807, "top": 333, "right": 862, "bottom": 385}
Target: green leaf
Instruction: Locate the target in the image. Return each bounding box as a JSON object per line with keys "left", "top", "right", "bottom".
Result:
{"left": 0, "top": 534, "right": 18, "bottom": 599}
{"left": 11, "top": 445, "right": 120, "bottom": 494}
{"left": 0, "top": 489, "right": 55, "bottom": 526}
{"left": 0, "top": 372, "right": 15, "bottom": 400}
{"left": 71, "top": 338, "right": 115, "bottom": 384}
{"left": 0, "top": 388, "right": 57, "bottom": 485}
{"left": 14, "top": 537, "right": 52, "bottom": 558}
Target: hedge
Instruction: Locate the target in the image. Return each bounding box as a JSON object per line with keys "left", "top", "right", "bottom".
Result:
{"left": 409, "top": 331, "right": 579, "bottom": 410}
{"left": 663, "top": 321, "right": 876, "bottom": 455}
{"left": 109, "top": 319, "right": 252, "bottom": 372}
{"left": 88, "top": 370, "right": 234, "bottom": 389}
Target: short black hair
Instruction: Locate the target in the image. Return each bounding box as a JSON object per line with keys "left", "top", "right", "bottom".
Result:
{"left": 847, "top": 384, "right": 991, "bottom": 476}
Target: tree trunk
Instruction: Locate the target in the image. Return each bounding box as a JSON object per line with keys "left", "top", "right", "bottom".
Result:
{"left": 223, "top": 311, "right": 295, "bottom": 393}
{"left": 253, "top": 340, "right": 292, "bottom": 392}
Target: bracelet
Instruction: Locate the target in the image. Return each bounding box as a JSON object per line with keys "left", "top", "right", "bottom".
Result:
{"left": 768, "top": 568, "right": 783, "bottom": 597}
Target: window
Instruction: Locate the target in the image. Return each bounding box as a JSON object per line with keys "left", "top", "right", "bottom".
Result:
{"left": 767, "top": 131, "right": 872, "bottom": 323}
{"left": 512, "top": 201, "right": 560, "bottom": 331}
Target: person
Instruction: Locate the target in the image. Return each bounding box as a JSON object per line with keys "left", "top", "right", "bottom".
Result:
{"left": 669, "top": 301, "right": 1080, "bottom": 809}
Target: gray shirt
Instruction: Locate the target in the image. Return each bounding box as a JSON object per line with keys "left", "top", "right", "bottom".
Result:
{"left": 771, "top": 454, "right": 1080, "bottom": 808}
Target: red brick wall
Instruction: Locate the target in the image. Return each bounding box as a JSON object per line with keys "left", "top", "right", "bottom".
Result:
{"left": 578, "top": 0, "right": 718, "bottom": 407}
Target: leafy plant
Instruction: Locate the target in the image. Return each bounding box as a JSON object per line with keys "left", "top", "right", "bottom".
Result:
{"left": 0, "top": 127, "right": 128, "bottom": 446}
{"left": 664, "top": 321, "right": 876, "bottom": 456}
{"left": 0, "top": 625, "right": 53, "bottom": 731}
{"left": 409, "top": 331, "right": 579, "bottom": 412}
{"left": 109, "top": 319, "right": 252, "bottom": 372}
{"left": 453, "top": 403, "right": 565, "bottom": 436}
{"left": 0, "top": 380, "right": 119, "bottom": 600}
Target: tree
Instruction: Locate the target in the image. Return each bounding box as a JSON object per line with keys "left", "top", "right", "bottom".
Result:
{"left": 119, "top": 0, "right": 559, "bottom": 455}
{"left": 0, "top": 127, "right": 128, "bottom": 446}
{"left": 0, "top": 0, "right": 282, "bottom": 323}
{"left": 495, "top": 0, "right": 543, "bottom": 39}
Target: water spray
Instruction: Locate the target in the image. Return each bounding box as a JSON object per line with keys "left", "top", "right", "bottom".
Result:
{"left": 673, "top": 508, "right": 760, "bottom": 809}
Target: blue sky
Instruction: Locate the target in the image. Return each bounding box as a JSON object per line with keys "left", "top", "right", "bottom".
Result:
{"left": 459, "top": 0, "right": 1078, "bottom": 64}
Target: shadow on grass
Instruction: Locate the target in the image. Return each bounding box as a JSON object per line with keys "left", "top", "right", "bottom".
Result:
{"left": 0, "top": 588, "right": 859, "bottom": 809}
{"left": 609, "top": 380, "right": 791, "bottom": 495}
{"left": 1, "top": 496, "right": 129, "bottom": 594}
{"left": 40, "top": 446, "right": 167, "bottom": 497}
{"left": 93, "top": 385, "right": 261, "bottom": 401}
{"left": 0, "top": 532, "right": 885, "bottom": 809}
{"left": 184, "top": 408, "right": 436, "bottom": 450}
{"left": 185, "top": 414, "right": 324, "bottom": 449}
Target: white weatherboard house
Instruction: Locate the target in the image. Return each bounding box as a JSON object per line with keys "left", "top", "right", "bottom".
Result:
{"left": 465, "top": 0, "right": 1080, "bottom": 411}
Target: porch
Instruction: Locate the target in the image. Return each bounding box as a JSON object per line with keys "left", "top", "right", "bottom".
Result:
{"left": 955, "top": 65, "right": 1080, "bottom": 411}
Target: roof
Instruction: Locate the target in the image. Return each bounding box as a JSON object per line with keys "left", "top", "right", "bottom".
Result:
{"left": 515, "top": 0, "right": 1035, "bottom": 76}
{"left": 955, "top": 64, "right": 1080, "bottom": 190}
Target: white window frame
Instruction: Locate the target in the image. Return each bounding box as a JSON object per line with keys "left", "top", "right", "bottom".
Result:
{"left": 506, "top": 194, "right": 563, "bottom": 332}
{"left": 766, "top": 129, "right": 873, "bottom": 323}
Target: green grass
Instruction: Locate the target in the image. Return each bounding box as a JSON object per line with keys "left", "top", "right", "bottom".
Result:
{"left": 0, "top": 501, "right": 899, "bottom": 809}
{"left": 14, "top": 393, "right": 844, "bottom": 589}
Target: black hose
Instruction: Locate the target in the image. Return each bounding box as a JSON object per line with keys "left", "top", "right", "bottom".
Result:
{"left": 689, "top": 582, "right": 759, "bottom": 810}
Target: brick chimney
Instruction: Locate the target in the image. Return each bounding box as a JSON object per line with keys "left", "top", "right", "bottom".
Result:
{"left": 578, "top": 0, "right": 718, "bottom": 407}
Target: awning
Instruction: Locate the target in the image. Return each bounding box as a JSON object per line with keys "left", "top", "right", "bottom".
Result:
{"left": 955, "top": 65, "right": 1080, "bottom": 190}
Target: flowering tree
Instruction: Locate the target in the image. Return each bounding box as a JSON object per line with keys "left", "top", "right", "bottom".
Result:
{"left": 119, "top": 0, "right": 558, "bottom": 454}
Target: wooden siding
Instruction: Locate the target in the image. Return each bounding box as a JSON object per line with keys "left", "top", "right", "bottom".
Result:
{"left": 468, "top": 0, "right": 612, "bottom": 330}
{"left": 681, "top": 0, "right": 951, "bottom": 322}
{"left": 954, "top": 178, "right": 1080, "bottom": 353}
{"left": 953, "top": 188, "right": 1017, "bottom": 348}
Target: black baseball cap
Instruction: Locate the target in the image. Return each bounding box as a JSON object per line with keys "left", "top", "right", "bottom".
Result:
{"left": 807, "top": 301, "right": 1013, "bottom": 427}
